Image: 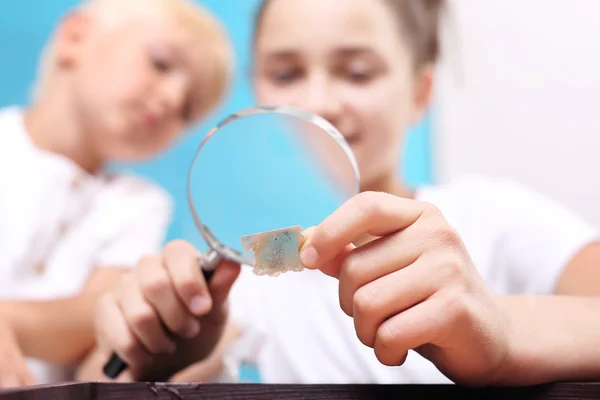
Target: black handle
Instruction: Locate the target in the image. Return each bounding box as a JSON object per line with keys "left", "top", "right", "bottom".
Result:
{"left": 102, "top": 267, "right": 215, "bottom": 379}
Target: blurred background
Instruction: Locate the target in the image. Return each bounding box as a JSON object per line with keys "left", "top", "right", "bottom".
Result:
{"left": 0, "top": 0, "right": 433, "bottom": 248}
{"left": 4, "top": 0, "right": 600, "bottom": 244}
{"left": 435, "top": 0, "right": 600, "bottom": 228}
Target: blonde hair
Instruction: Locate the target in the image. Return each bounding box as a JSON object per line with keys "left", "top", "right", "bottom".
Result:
{"left": 33, "top": 0, "right": 233, "bottom": 118}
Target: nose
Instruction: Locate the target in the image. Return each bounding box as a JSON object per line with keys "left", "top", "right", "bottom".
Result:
{"left": 159, "top": 78, "right": 187, "bottom": 119}
{"left": 297, "top": 73, "right": 342, "bottom": 125}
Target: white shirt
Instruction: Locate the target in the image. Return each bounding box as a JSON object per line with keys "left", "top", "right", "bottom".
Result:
{"left": 0, "top": 106, "right": 173, "bottom": 383}
{"left": 229, "top": 175, "right": 599, "bottom": 384}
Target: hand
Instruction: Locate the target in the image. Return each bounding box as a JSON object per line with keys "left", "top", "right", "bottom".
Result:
{"left": 94, "top": 240, "right": 240, "bottom": 381}
{"left": 0, "top": 319, "right": 36, "bottom": 388}
{"left": 299, "top": 191, "right": 509, "bottom": 386}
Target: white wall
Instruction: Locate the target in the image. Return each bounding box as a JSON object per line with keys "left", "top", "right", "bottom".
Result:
{"left": 434, "top": 0, "right": 600, "bottom": 227}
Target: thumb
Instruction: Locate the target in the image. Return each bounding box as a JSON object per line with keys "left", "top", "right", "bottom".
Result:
{"left": 316, "top": 243, "right": 355, "bottom": 279}
{"left": 208, "top": 260, "right": 241, "bottom": 307}
{"left": 301, "top": 227, "right": 355, "bottom": 279}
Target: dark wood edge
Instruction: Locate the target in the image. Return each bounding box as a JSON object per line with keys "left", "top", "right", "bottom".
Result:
{"left": 1, "top": 382, "right": 600, "bottom": 400}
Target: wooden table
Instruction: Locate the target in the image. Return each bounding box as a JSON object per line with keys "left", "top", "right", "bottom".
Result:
{"left": 1, "top": 382, "right": 599, "bottom": 399}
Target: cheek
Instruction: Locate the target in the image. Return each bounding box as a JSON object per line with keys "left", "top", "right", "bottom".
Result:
{"left": 254, "top": 80, "right": 303, "bottom": 107}
{"left": 347, "top": 81, "right": 409, "bottom": 143}
{"left": 341, "top": 79, "right": 413, "bottom": 176}
{"left": 79, "top": 48, "right": 150, "bottom": 109}
{"left": 254, "top": 80, "right": 273, "bottom": 104}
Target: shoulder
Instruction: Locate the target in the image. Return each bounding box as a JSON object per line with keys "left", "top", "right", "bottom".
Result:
{"left": 97, "top": 172, "right": 174, "bottom": 225}
{"left": 418, "top": 174, "right": 526, "bottom": 202}
{"left": 417, "top": 174, "right": 561, "bottom": 218}
{"left": 416, "top": 174, "right": 598, "bottom": 247}
{"left": 104, "top": 173, "right": 172, "bottom": 207}
{"left": 0, "top": 106, "right": 22, "bottom": 123}
{"left": 0, "top": 106, "right": 26, "bottom": 146}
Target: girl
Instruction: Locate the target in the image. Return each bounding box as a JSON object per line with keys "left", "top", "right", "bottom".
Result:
{"left": 228, "top": 0, "right": 600, "bottom": 383}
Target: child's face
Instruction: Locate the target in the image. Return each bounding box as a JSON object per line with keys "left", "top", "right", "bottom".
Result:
{"left": 253, "top": 0, "right": 433, "bottom": 188}
{"left": 55, "top": 10, "right": 211, "bottom": 161}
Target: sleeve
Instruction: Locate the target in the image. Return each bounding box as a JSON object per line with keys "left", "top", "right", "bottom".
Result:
{"left": 487, "top": 179, "right": 600, "bottom": 294}
{"left": 94, "top": 183, "right": 173, "bottom": 268}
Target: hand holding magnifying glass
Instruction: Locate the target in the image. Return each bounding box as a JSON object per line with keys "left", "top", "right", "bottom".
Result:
{"left": 101, "top": 105, "right": 360, "bottom": 379}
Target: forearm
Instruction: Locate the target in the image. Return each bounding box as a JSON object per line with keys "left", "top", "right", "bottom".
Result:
{"left": 0, "top": 267, "right": 127, "bottom": 366}
{"left": 494, "top": 295, "right": 600, "bottom": 385}
{"left": 0, "top": 296, "right": 98, "bottom": 366}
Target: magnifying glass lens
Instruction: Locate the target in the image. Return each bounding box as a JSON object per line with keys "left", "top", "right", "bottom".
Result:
{"left": 188, "top": 106, "right": 360, "bottom": 266}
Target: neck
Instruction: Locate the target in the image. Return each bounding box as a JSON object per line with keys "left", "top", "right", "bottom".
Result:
{"left": 24, "top": 89, "right": 103, "bottom": 173}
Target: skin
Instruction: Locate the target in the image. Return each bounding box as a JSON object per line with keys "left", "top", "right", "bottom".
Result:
{"left": 87, "top": 0, "right": 600, "bottom": 386}
{"left": 300, "top": 192, "right": 600, "bottom": 386}
{"left": 1, "top": 3, "right": 219, "bottom": 388}
{"left": 77, "top": 242, "right": 240, "bottom": 382}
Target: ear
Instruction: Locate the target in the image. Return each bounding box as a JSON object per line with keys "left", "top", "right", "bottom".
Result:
{"left": 408, "top": 64, "right": 435, "bottom": 125}
{"left": 53, "top": 11, "right": 93, "bottom": 68}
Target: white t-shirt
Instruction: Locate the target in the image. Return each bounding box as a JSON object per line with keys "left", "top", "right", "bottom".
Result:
{"left": 228, "top": 175, "right": 599, "bottom": 384}
{"left": 0, "top": 106, "right": 173, "bottom": 383}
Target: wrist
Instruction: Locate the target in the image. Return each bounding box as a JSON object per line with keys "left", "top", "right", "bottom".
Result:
{"left": 482, "top": 295, "right": 527, "bottom": 386}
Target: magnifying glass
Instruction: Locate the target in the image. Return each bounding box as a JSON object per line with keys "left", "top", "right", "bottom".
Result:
{"left": 103, "top": 104, "right": 360, "bottom": 378}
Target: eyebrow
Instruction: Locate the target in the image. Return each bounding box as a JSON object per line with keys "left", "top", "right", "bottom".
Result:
{"left": 334, "top": 46, "right": 378, "bottom": 57}
{"left": 260, "top": 45, "right": 378, "bottom": 60}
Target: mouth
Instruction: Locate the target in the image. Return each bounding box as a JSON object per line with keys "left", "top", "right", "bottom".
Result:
{"left": 342, "top": 134, "right": 361, "bottom": 146}
{"left": 140, "top": 110, "right": 161, "bottom": 130}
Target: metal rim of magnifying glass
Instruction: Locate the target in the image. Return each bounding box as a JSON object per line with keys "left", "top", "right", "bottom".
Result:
{"left": 186, "top": 104, "right": 361, "bottom": 271}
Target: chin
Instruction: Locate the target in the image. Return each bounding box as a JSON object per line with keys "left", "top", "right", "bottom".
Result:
{"left": 101, "top": 146, "right": 149, "bottom": 163}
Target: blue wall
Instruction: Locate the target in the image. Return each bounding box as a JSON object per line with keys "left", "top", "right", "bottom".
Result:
{"left": 0, "top": 0, "right": 433, "bottom": 245}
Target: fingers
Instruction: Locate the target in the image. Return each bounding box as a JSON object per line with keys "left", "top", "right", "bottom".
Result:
{"left": 373, "top": 297, "right": 445, "bottom": 367}
{"left": 115, "top": 271, "right": 177, "bottom": 354}
{"left": 208, "top": 259, "right": 241, "bottom": 307}
{"left": 337, "top": 227, "right": 427, "bottom": 310}
{"left": 0, "top": 358, "right": 36, "bottom": 389}
{"left": 95, "top": 294, "right": 153, "bottom": 369}
{"left": 137, "top": 255, "right": 201, "bottom": 340}
{"left": 300, "top": 192, "right": 429, "bottom": 271}
{"left": 163, "top": 241, "right": 212, "bottom": 317}
{"left": 315, "top": 243, "right": 355, "bottom": 279}
{"left": 350, "top": 256, "right": 441, "bottom": 348}
{"left": 0, "top": 323, "right": 36, "bottom": 389}
{"left": 16, "top": 366, "right": 36, "bottom": 387}
{"left": 162, "top": 240, "right": 241, "bottom": 315}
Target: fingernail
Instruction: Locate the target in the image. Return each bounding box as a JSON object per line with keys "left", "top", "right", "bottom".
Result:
{"left": 300, "top": 246, "right": 319, "bottom": 268}
{"left": 184, "top": 320, "right": 201, "bottom": 339}
{"left": 190, "top": 296, "right": 211, "bottom": 315}
{"left": 298, "top": 234, "right": 308, "bottom": 250}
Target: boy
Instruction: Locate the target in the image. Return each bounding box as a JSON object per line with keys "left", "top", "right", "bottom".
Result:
{"left": 0, "top": 0, "right": 232, "bottom": 387}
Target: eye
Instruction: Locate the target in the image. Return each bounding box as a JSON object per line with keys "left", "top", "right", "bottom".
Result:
{"left": 268, "top": 67, "right": 301, "bottom": 84}
{"left": 151, "top": 54, "right": 172, "bottom": 73}
{"left": 346, "top": 67, "right": 374, "bottom": 84}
